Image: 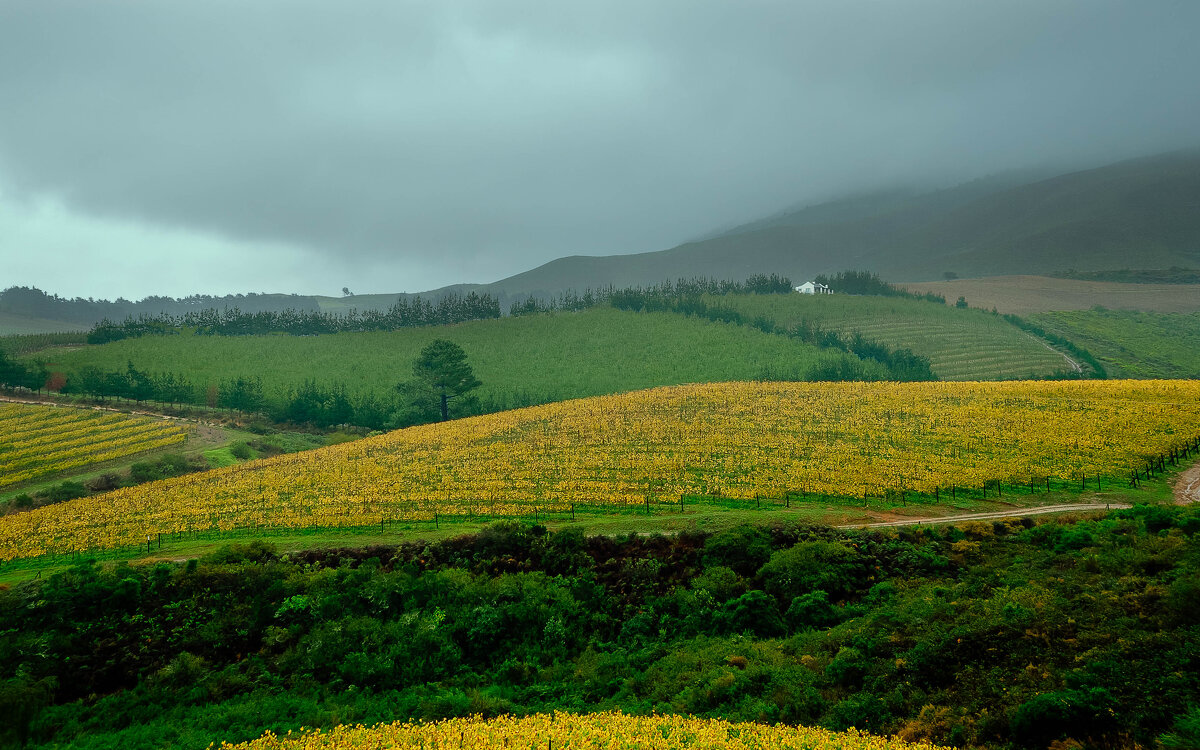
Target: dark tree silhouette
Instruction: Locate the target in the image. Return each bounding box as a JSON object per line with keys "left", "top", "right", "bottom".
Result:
{"left": 409, "top": 339, "right": 481, "bottom": 421}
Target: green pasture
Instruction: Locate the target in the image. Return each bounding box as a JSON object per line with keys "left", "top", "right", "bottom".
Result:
{"left": 1033, "top": 308, "right": 1200, "bottom": 379}
{"left": 26, "top": 307, "right": 864, "bottom": 409}
{"left": 717, "top": 294, "right": 1076, "bottom": 379}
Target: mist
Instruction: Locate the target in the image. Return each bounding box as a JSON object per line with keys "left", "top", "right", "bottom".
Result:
{"left": 1, "top": 0, "right": 1197, "bottom": 299}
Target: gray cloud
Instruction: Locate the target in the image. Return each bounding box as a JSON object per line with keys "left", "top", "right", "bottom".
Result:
{"left": 1, "top": 0, "right": 1198, "bottom": 297}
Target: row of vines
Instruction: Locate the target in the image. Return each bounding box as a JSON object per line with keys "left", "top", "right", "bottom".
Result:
{"left": 0, "top": 403, "right": 186, "bottom": 490}
{"left": 2, "top": 380, "right": 1199, "bottom": 560}
{"left": 215, "top": 711, "right": 949, "bottom": 750}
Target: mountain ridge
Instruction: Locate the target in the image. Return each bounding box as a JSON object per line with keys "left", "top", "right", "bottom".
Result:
{"left": 444, "top": 149, "right": 1200, "bottom": 300}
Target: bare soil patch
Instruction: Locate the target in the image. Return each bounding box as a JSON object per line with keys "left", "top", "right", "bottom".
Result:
{"left": 1173, "top": 460, "right": 1200, "bottom": 505}
{"left": 901, "top": 275, "right": 1200, "bottom": 314}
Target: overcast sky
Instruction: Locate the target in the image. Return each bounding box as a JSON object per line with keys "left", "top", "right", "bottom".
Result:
{"left": 1, "top": 1, "right": 1198, "bottom": 300}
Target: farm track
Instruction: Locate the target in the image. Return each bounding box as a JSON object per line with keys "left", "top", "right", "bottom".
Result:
{"left": 838, "top": 502, "right": 1130, "bottom": 529}
{"left": 1019, "top": 330, "right": 1082, "bottom": 374}
{"left": 1174, "top": 459, "right": 1200, "bottom": 505}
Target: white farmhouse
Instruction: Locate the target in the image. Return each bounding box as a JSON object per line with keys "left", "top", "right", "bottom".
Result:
{"left": 795, "top": 281, "right": 832, "bottom": 295}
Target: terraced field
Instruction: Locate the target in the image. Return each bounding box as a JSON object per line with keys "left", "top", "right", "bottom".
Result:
{"left": 719, "top": 294, "right": 1074, "bottom": 379}
{"left": 0, "top": 402, "right": 187, "bottom": 490}
{"left": 4, "top": 380, "right": 1196, "bottom": 560}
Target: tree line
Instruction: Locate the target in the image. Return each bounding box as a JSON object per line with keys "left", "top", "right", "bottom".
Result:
{"left": 813, "top": 270, "right": 946, "bottom": 303}
{"left": 508, "top": 273, "right": 796, "bottom": 315}
{"left": 0, "top": 285, "right": 320, "bottom": 327}
{"left": 46, "top": 364, "right": 407, "bottom": 430}
{"left": 9, "top": 339, "right": 481, "bottom": 431}
{"left": 87, "top": 292, "right": 504, "bottom": 343}
{"left": 79, "top": 272, "right": 952, "bottom": 344}
{"left": 87, "top": 277, "right": 795, "bottom": 342}
{"left": 0, "top": 348, "right": 50, "bottom": 393}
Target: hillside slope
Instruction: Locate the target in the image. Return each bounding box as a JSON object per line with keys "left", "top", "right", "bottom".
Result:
{"left": 4, "top": 379, "right": 1198, "bottom": 559}
{"left": 28, "top": 307, "right": 859, "bottom": 411}
{"left": 466, "top": 150, "right": 1200, "bottom": 299}
{"left": 716, "top": 294, "right": 1075, "bottom": 379}
{"left": 1033, "top": 309, "right": 1200, "bottom": 378}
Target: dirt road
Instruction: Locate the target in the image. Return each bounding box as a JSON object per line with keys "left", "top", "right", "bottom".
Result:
{"left": 837, "top": 502, "right": 1131, "bottom": 529}
{"left": 1174, "top": 461, "right": 1200, "bottom": 505}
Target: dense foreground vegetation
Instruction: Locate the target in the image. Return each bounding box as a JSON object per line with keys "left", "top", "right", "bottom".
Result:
{"left": 217, "top": 712, "right": 945, "bottom": 750}
{"left": 4, "top": 380, "right": 1198, "bottom": 560}
{"left": 3, "top": 506, "right": 1198, "bottom": 749}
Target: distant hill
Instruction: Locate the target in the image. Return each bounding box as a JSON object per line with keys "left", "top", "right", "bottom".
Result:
{"left": 8, "top": 150, "right": 1199, "bottom": 334}
{"left": 457, "top": 150, "right": 1200, "bottom": 300}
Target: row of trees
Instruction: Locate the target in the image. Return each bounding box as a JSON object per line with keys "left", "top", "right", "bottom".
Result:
{"left": 509, "top": 274, "right": 795, "bottom": 316}
{"left": 86, "top": 276, "right": 796, "bottom": 342}
{"left": 87, "top": 292, "right": 503, "bottom": 343}
{"left": 814, "top": 270, "right": 946, "bottom": 303}
{"left": 49, "top": 365, "right": 396, "bottom": 430}
{"left": 0, "top": 348, "right": 49, "bottom": 393}
{"left": 33, "top": 340, "right": 481, "bottom": 431}
{"left": 0, "top": 285, "right": 319, "bottom": 327}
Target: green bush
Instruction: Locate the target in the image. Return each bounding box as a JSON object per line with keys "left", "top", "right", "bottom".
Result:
{"left": 758, "top": 540, "right": 863, "bottom": 601}
{"left": 1159, "top": 706, "right": 1200, "bottom": 750}
{"left": 36, "top": 481, "right": 88, "bottom": 503}
{"left": 786, "top": 591, "right": 841, "bottom": 630}
{"left": 718, "top": 591, "right": 785, "bottom": 637}
{"left": 702, "top": 525, "right": 772, "bottom": 577}
{"left": 1010, "top": 688, "right": 1120, "bottom": 748}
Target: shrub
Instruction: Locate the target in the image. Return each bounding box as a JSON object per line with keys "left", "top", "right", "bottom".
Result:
{"left": 786, "top": 591, "right": 841, "bottom": 630}
{"left": 825, "top": 692, "right": 892, "bottom": 731}
{"left": 703, "top": 526, "right": 773, "bottom": 577}
{"left": 1010, "top": 688, "right": 1119, "bottom": 748}
{"left": 85, "top": 473, "right": 125, "bottom": 492}
{"left": 693, "top": 566, "right": 747, "bottom": 603}
{"left": 36, "top": 481, "right": 88, "bottom": 503}
{"left": 758, "top": 541, "right": 863, "bottom": 601}
{"left": 1159, "top": 706, "right": 1200, "bottom": 750}
{"left": 718, "top": 591, "right": 785, "bottom": 637}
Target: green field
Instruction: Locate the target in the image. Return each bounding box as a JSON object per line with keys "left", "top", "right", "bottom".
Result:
{"left": 28, "top": 307, "right": 864, "bottom": 409}
{"left": 714, "top": 293, "right": 1074, "bottom": 379}
{"left": 1033, "top": 308, "right": 1200, "bottom": 378}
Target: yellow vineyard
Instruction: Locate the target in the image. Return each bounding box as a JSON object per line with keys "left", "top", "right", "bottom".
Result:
{"left": 3, "top": 380, "right": 1200, "bottom": 560}
{"left": 0, "top": 402, "right": 187, "bottom": 490}
{"left": 213, "top": 711, "right": 950, "bottom": 750}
